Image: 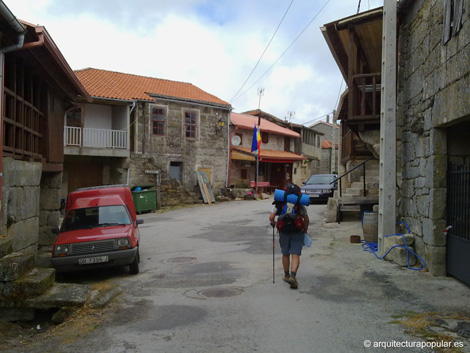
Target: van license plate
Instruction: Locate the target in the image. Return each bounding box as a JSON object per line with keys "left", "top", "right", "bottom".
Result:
{"left": 79, "top": 256, "right": 109, "bottom": 265}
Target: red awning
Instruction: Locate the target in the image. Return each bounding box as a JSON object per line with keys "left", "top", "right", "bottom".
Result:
{"left": 232, "top": 146, "right": 306, "bottom": 162}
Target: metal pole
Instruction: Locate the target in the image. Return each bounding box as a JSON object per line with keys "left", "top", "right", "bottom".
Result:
{"left": 272, "top": 225, "right": 275, "bottom": 283}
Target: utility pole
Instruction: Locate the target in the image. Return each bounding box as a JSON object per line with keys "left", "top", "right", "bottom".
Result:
{"left": 331, "top": 110, "right": 336, "bottom": 174}
{"left": 378, "top": 0, "right": 397, "bottom": 255}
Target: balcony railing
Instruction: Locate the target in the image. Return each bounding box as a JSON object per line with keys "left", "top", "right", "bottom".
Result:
{"left": 348, "top": 72, "right": 381, "bottom": 122}
{"left": 64, "top": 126, "right": 127, "bottom": 149}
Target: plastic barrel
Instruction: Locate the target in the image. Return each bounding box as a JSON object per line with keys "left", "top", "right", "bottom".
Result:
{"left": 362, "top": 212, "right": 378, "bottom": 243}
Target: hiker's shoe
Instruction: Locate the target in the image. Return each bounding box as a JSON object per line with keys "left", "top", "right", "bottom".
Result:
{"left": 287, "top": 276, "right": 298, "bottom": 289}
{"left": 283, "top": 274, "right": 290, "bottom": 282}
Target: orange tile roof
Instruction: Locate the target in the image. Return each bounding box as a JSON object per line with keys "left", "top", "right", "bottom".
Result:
{"left": 230, "top": 112, "right": 300, "bottom": 138}
{"left": 75, "top": 68, "right": 231, "bottom": 108}
{"left": 233, "top": 146, "right": 306, "bottom": 162}
{"left": 322, "top": 139, "right": 339, "bottom": 149}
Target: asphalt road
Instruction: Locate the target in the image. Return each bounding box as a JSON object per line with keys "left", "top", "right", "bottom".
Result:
{"left": 6, "top": 199, "right": 470, "bottom": 353}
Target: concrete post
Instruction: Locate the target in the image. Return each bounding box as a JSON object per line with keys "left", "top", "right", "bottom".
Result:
{"left": 378, "top": 0, "right": 397, "bottom": 254}
{"left": 331, "top": 111, "right": 336, "bottom": 174}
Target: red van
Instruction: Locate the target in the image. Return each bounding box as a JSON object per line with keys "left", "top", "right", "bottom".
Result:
{"left": 51, "top": 185, "right": 143, "bottom": 274}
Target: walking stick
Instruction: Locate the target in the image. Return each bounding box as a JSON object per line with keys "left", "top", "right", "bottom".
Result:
{"left": 272, "top": 224, "right": 275, "bottom": 283}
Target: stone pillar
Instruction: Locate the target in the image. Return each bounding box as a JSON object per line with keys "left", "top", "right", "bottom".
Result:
{"left": 38, "top": 172, "right": 63, "bottom": 247}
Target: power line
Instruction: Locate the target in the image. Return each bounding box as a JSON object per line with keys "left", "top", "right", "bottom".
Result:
{"left": 299, "top": 79, "right": 343, "bottom": 127}
{"left": 231, "top": 0, "right": 330, "bottom": 104}
{"left": 302, "top": 110, "right": 335, "bottom": 127}
{"left": 229, "top": 0, "right": 295, "bottom": 103}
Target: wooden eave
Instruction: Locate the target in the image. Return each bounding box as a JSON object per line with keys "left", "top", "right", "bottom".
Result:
{"left": 19, "top": 21, "right": 92, "bottom": 103}
{"left": 321, "top": 7, "right": 383, "bottom": 80}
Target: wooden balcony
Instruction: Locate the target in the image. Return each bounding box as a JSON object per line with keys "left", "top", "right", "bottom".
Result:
{"left": 347, "top": 72, "right": 381, "bottom": 132}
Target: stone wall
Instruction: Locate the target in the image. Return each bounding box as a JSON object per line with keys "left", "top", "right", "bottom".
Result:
{"left": 1, "top": 158, "right": 42, "bottom": 256}
{"left": 38, "top": 172, "right": 63, "bottom": 247}
{"left": 129, "top": 101, "right": 230, "bottom": 205}
{"left": 397, "top": 0, "right": 470, "bottom": 275}
{"left": 320, "top": 148, "right": 338, "bottom": 174}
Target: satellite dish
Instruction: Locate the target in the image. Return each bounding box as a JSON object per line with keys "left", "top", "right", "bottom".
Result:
{"left": 231, "top": 135, "right": 241, "bottom": 146}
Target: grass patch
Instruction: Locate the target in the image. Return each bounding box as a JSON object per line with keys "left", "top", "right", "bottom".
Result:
{"left": 390, "top": 311, "right": 470, "bottom": 352}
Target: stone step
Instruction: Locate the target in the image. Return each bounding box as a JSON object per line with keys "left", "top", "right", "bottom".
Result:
{"left": 351, "top": 181, "right": 379, "bottom": 189}
{"left": 339, "top": 196, "right": 379, "bottom": 204}
{"left": 0, "top": 268, "right": 55, "bottom": 307}
{"left": 360, "top": 175, "right": 380, "bottom": 182}
{"left": 26, "top": 283, "right": 91, "bottom": 310}
{"left": 37, "top": 246, "right": 53, "bottom": 269}
{"left": 364, "top": 169, "right": 380, "bottom": 176}
{"left": 366, "top": 163, "right": 380, "bottom": 170}
{"left": 340, "top": 205, "right": 361, "bottom": 212}
{"left": 0, "top": 253, "right": 36, "bottom": 282}
{"left": 343, "top": 188, "right": 363, "bottom": 196}
{"left": 0, "top": 238, "right": 13, "bottom": 258}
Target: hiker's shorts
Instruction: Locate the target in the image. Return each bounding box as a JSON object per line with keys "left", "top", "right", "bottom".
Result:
{"left": 279, "top": 231, "right": 303, "bottom": 256}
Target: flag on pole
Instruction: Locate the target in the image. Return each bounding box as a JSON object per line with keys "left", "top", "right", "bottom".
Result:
{"left": 251, "top": 124, "right": 261, "bottom": 156}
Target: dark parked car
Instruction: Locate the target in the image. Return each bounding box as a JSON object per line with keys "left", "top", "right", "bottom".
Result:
{"left": 301, "top": 174, "right": 338, "bottom": 202}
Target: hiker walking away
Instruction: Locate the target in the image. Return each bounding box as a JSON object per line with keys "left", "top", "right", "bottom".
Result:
{"left": 269, "top": 184, "right": 309, "bottom": 289}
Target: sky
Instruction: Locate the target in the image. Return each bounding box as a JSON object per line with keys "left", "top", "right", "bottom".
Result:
{"left": 6, "top": 0, "right": 384, "bottom": 126}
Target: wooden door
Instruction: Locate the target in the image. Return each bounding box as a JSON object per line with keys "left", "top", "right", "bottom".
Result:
{"left": 67, "top": 162, "right": 103, "bottom": 192}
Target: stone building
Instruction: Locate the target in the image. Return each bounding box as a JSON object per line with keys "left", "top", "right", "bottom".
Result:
{"left": 322, "top": 1, "right": 470, "bottom": 282}
{"left": 73, "top": 68, "right": 232, "bottom": 206}
{"left": 320, "top": 140, "right": 339, "bottom": 175}
{"left": 229, "top": 112, "right": 305, "bottom": 190}
{"left": 0, "top": 15, "right": 91, "bottom": 258}
{"left": 397, "top": 0, "right": 470, "bottom": 282}
{"left": 242, "top": 109, "right": 324, "bottom": 183}
{"left": 310, "top": 121, "right": 340, "bottom": 174}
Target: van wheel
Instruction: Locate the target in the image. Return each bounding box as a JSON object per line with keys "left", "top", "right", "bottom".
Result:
{"left": 129, "top": 251, "right": 140, "bottom": 275}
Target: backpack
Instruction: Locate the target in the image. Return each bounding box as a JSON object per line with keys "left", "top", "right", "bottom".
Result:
{"left": 273, "top": 184, "right": 305, "bottom": 233}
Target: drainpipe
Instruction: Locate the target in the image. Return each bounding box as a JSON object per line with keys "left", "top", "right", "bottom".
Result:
{"left": 0, "top": 3, "right": 27, "bottom": 224}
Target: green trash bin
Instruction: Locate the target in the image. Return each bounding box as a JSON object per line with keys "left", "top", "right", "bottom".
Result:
{"left": 131, "top": 185, "right": 157, "bottom": 213}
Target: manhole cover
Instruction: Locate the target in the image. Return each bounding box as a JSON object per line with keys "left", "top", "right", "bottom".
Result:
{"left": 199, "top": 287, "right": 242, "bottom": 298}
{"left": 167, "top": 257, "right": 197, "bottom": 264}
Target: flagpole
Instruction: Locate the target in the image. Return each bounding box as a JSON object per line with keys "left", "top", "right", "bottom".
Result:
{"left": 256, "top": 88, "right": 264, "bottom": 200}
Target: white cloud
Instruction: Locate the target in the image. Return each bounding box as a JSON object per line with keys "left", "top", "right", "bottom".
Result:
{"left": 5, "top": 0, "right": 384, "bottom": 124}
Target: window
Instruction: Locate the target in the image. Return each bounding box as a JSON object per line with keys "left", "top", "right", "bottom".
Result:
{"left": 152, "top": 107, "right": 166, "bottom": 136}
{"left": 61, "top": 205, "right": 131, "bottom": 232}
{"left": 66, "top": 108, "right": 81, "bottom": 127}
{"left": 261, "top": 132, "right": 269, "bottom": 144}
{"left": 284, "top": 136, "right": 291, "bottom": 152}
{"left": 185, "top": 111, "right": 197, "bottom": 138}
{"left": 170, "top": 161, "right": 183, "bottom": 181}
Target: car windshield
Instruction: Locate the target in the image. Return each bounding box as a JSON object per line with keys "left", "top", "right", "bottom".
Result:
{"left": 306, "top": 175, "right": 337, "bottom": 185}
{"left": 61, "top": 205, "right": 131, "bottom": 232}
